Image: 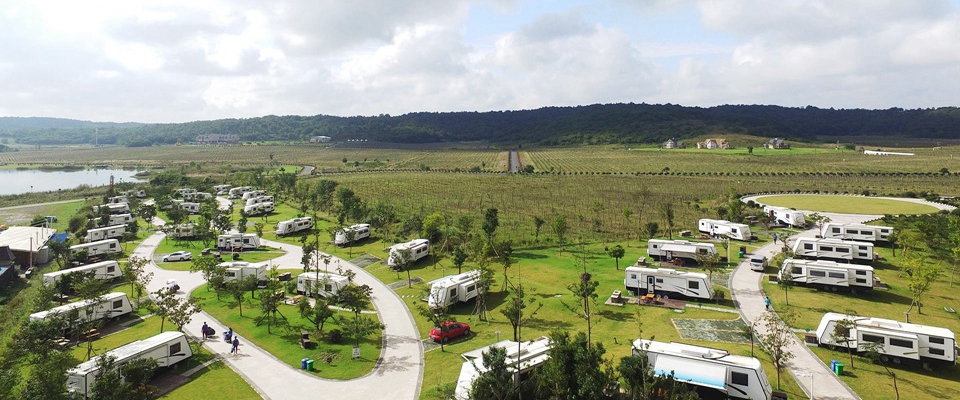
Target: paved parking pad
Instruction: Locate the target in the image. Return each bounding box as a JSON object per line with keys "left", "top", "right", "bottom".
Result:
{"left": 672, "top": 318, "right": 750, "bottom": 343}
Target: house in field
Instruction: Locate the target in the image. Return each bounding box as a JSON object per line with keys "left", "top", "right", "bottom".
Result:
{"left": 309, "top": 136, "right": 332, "bottom": 143}
{"left": 697, "top": 138, "right": 729, "bottom": 149}
{"left": 195, "top": 134, "right": 240, "bottom": 144}
{"left": 765, "top": 138, "right": 790, "bottom": 149}
{"left": 662, "top": 138, "right": 683, "bottom": 149}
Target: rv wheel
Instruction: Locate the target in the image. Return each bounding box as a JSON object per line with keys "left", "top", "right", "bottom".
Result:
{"left": 880, "top": 355, "right": 890, "bottom": 363}
{"left": 892, "top": 357, "right": 902, "bottom": 365}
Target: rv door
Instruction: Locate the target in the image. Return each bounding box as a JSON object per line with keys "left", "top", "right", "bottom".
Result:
{"left": 647, "top": 276, "right": 655, "bottom": 294}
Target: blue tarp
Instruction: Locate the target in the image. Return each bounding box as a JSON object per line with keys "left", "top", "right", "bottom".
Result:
{"left": 51, "top": 233, "right": 70, "bottom": 243}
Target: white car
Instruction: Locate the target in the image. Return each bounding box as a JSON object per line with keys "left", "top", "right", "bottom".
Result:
{"left": 163, "top": 251, "right": 192, "bottom": 262}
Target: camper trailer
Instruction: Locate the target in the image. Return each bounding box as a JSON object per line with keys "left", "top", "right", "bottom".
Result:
{"left": 633, "top": 339, "right": 772, "bottom": 400}
{"left": 816, "top": 312, "right": 956, "bottom": 368}
{"left": 296, "top": 272, "right": 350, "bottom": 297}
{"left": 335, "top": 224, "right": 372, "bottom": 245}
{"left": 135, "top": 190, "right": 146, "bottom": 198}
{"left": 276, "top": 217, "right": 313, "bottom": 236}
{"left": 387, "top": 239, "right": 430, "bottom": 268}
{"left": 175, "top": 188, "right": 196, "bottom": 196}
{"left": 43, "top": 261, "right": 122, "bottom": 287}
{"left": 647, "top": 239, "right": 717, "bottom": 262}
{"left": 105, "top": 195, "right": 128, "bottom": 204}
{"left": 91, "top": 213, "right": 134, "bottom": 227}
{"left": 213, "top": 184, "right": 231, "bottom": 192}
{"left": 624, "top": 267, "right": 714, "bottom": 300}
{"left": 455, "top": 336, "right": 552, "bottom": 400}
{"left": 93, "top": 203, "right": 130, "bottom": 215}
{"left": 178, "top": 201, "right": 202, "bottom": 214}
{"left": 71, "top": 239, "right": 122, "bottom": 258}
{"left": 243, "top": 202, "right": 274, "bottom": 216}
{"left": 84, "top": 224, "right": 127, "bottom": 241}
{"left": 184, "top": 191, "right": 213, "bottom": 201}
{"left": 427, "top": 270, "right": 481, "bottom": 309}
{"left": 29, "top": 292, "right": 133, "bottom": 324}
{"left": 698, "top": 219, "right": 753, "bottom": 241}
{"left": 792, "top": 238, "right": 874, "bottom": 262}
{"left": 822, "top": 223, "right": 894, "bottom": 242}
{"left": 217, "top": 233, "right": 261, "bottom": 250}
{"left": 168, "top": 223, "right": 197, "bottom": 239}
{"left": 67, "top": 331, "right": 193, "bottom": 399}
{"left": 781, "top": 258, "right": 874, "bottom": 291}
{"left": 220, "top": 261, "right": 269, "bottom": 284}
{"left": 763, "top": 205, "right": 806, "bottom": 227}
{"left": 242, "top": 190, "right": 267, "bottom": 201}
{"left": 228, "top": 186, "right": 252, "bottom": 199}
{"left": 245, "top": 195, "right": 274, "bottom": 207}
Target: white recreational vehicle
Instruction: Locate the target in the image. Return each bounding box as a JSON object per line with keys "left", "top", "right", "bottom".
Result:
{"left": 43, "top": 261, "right": 122, "bottom": 287}
{"left": 29, "top": 292, "right": 133, "bottom": 324}
{"left": 427, "top": 270, "right": 481, "bottom": 309}
{"left": 84, "top": 224, "right": 127, "bottom": 241}
{"left": 296, "top": 272, "right": 350, "bottom": 297}
{"left": 822, "top": 223, "right": 894, "bottom": 242}
{"left": 698, "top": 219, "right": 752, "bottom": 241}
{"left": 213, "top": 184, "right": 231, "bottom": 192}
{"left": 792, "top": 237, "right": 874, "bottom": 262}
{"left": 647, "top": 239, "right": 717, "bottom": 262}
{"left": 93, "top": 203, "right": 130, "bottom": 215}
{"left": 276, "top": 217, "right": 313, "bottom": 236}
{"left": 217, "top": 233, "right": 261, "bottom": 250}
{"left": 184, "top": 191, "right": 213, "bottom": 201}
{"left": 387, "top": 239, "right": 430, "bottom": 268}
{"left": 175, "top": 187, "right": 196, "bottom": 196}
{"left": 623, "top": 267, "right": 714, "bottom": 300}
{"left": 816, "top": 312, "right": 957, "bottom": 368}
{"left": 335, "top": 223, "right": 372, "bottom": 245}
{"left": 67, "top": 331, "right": 193, "bottom": 399}
{"left": 71, "top": 239, "right": 122, "bottom": 258}
{"left": 633, "top": 339, "right": 772, "bottom": 400}
{"left": 105, "top": 195, "right": 128, "bottom": 204}
{"left": 781, "top": 258, "right": 874, "bottom": 291}
{"left": 763, "top": 205, "right": 806, "bottom": 227}
{"left": 244, "top": 195, "right": 274, "bottom": 207}
{"left": 178, "top": 201, "right": 202, "bottom": 214}
{"left": 242, "top": 190, "right": 267, "bottom": 201}
{"left": 455, "top": 336, "right": 552, "bottom": 400}
{"left": 91, "top": 213, "right": 134, "bottom": 227}
{"left": 228, "top": 186, "right": 252, "bottom": 199}
{"left": 220, "top": 261, "right": 269, "bottom": 284}
{"left": 243, "top": 202, "right": 274, "bottom": 216}
{"left": 167, "top": 223, "right": 197, "bottom": 239}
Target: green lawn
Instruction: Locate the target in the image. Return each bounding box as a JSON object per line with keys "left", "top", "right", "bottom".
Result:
{"left": 0, "top": 199, "right": 86, "bottom": 230}
{"left": 153, "top": 236, "right": 287, "bottom": 271}
{"left": 190, "top": 283, "right": 382, "bottom": 379}
{"left": 159, "top": 360, "right": 261, "bottom": 400}
{"left": 755, "top": 195, "right": 940, "bottom": 214}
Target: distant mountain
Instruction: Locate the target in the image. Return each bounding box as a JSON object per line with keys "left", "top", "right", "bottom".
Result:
{"left": 2, "top": 104, "right": 959, "bottom": 147}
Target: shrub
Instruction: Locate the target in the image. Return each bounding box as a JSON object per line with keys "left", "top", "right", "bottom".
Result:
{"left": 327, "top": 329, "right": 343, "bottom": 344}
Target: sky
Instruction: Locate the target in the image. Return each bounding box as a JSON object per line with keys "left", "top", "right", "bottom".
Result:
{"left": 1, "top": 0, "right": 959, "bottom": 123}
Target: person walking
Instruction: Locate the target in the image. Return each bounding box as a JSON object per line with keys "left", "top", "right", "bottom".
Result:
{"left": 764, "top": 296, "right": 771, "bottom": 310}
{"left": 232, "top": 336, "right": 240, "bottom": 355}
{"left": 202, "top": 322, "right": 209, "bottom": 341}
{"left": 773, "top": 233, "right": 778, "bottom": 244}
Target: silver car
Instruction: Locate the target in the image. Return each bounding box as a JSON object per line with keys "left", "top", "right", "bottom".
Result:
{"left": 163, "top": 251, "right": 192, "bottom": 262}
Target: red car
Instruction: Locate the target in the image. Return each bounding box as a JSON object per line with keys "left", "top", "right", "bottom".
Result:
{"left": 430, "top": 321, "right": 471, "bottom": 343}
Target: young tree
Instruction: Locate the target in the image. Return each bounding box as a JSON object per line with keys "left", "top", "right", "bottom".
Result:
{"left": 499, "top": 283, "right": 543, "bottom": 342}
{"left": 298, "top": 295, "right": 335, "bottom": 334}
{"left": 562, "top": 269, "right": 599, "bottom": 344}
{"left": 391, "top": 247, "right": 415, "bottom": 288}
{"left": 532, "top": 215, "right": 545, "bottom": 243}
{"left": 19, "top": 351, "right": 72, "bottom": 400}
{"left": 153, "top": 288, "right": 201, "bottom": 332}
{"left": 47, "top": 237, "right": 73, "bottom": 270}
{"left": 482, "top": 208, "right": 499, "bottom": 247}
{"left": 551, "top": 215, "right": 568, "bottom": 253}
{"left": 830, "top": 315, "right": 857, "bottom": 369}
{"left": 807, "top": 212, "right": 832, "bottom": 237}
{"left": 253, "top": 221, "right": 265, "bottom": 237}
{"left": 759, "top": 312, "right": 795, "bottom": 389}
{"left": 619, "top": 341, "right": 700, "bottom": 400}
{"left": 608, "top": 244, "right": 625, "bottom": 270}
{"left": 469, "top": 345, "right": 516, "bottom": 400}
{"left": 90, "top": 355, "right": 158, "bottom": 400}
{"left": 257, "top": 289, "right": 284, "bottom": 333}
{"left": 124, "top": 256, "right": 153, "bottom": 306}
{"left": 537, "top": 329, "right": 614, "bottom": 399}
{"left": 474, "top": 257, "right": 495, "bottom": 321}
{"left": 695, "top": 252, "right": 721, "bottom": 282}
{"left": 863, "top": 340, "right": 900, "bottom": 400}
{"left": 644, "top": 222, "right": 659, "bottom": 240}
{"left": 337, "top": 284, "right": 373, "bottom": 318}
{"left": 417, "top": 293, "right": 455, "bottom": 352}
{"left": 452, "top": 246, "right": 468, "bottom": 274}
{"left": 339, "top": 315, "right": 384, "bottom": 349}
{"left": 903, "top": 257, "right": 943, "bottom": 316}
{"left": 777, "top": 259, "right": 794, "bottom": 306}
{"left": 237, "top": 210, "right": 249, "bottom": 233}
{"left": 659, "top": 202, "right": 675, "bottom": 239}
{"left": 497, "top": 240, "right": 513, "bottom": 292}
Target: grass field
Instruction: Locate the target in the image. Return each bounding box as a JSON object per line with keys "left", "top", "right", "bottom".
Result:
{"left": 0, "top": 199, "right": 86, "bottom": 229}
{"left": 756, "top": 195, "right": 941, "bottom": 214}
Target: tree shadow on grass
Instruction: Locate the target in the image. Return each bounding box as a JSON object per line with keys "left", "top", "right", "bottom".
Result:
{"left": 512, "top": 251, "right": 548, "bottom": 260}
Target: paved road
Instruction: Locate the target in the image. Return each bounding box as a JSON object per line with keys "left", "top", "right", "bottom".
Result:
{"left": 299, "top": 165, "right": 315, "bottom": 176}
{"left": 508, "top": 150, "right": 520, "bottom": 173}
{"left": 0, "top": 198, "right": 84, "bottom": 211}
{"left": 134, "top": 216, "right": 424, "bottom": 399}
{"left": 732, "top": 195, "right": 955, "bottom": 400}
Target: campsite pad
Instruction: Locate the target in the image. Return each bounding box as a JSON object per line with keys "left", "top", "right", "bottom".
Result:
{"left": 710, "top": 272, "right": 730, "bottom": 288}
{"left": 673, "top": 318, "right": 750, "bottom": 343}
{"left": 351, "top": 254, "right": 382, "bottom": 269}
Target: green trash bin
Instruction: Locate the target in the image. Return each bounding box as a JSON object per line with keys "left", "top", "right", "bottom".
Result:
{"left": 738, "top": 251, "right": 745, "bottom": 258}
{"left": 835, "top": 363, "right": 844, "bottom": 376}
{"left": 306, "top": 359, "right": 315, "bottom": 371}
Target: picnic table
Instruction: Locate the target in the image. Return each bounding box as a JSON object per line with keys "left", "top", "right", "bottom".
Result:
{"left": 287, "top": 295, "right": 304, "bottom": 305}
{"left": 300, "top": 330, "right": 313, "bottom": 349}
{"left": 82, "top": 328, "right": 100, "bottom": 341}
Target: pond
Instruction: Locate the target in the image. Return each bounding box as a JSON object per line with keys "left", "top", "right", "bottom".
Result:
{"left": 0, "top": 168, "right": 143, "bottom": 196}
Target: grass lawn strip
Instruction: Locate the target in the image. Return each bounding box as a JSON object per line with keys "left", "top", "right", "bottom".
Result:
{"left": 756, "top": 195, "right": 939, "bottom": 214}
{"left": 672, "top": 318, "right": 750, "bottom": 343}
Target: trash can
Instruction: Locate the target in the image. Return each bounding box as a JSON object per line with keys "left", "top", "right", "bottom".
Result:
{"left": 836, "top": 363, "right": 844, "bottom": 376}
{"left": 830, "top": 360, "right": 839, "bottom": 373}
{"left": 771, "top": 391, "right": 788, "bottom": 400}
{"left": 738, "top": 251, "right": 745, "bottom": 258}
{"left": 739, "top": 246, "right": 747, "bottom": 254}
{"left": 301, "top": 358, "right": 309, "bottom": 370}
{"left": 306, "top": 359, "right": 315, "bottom": 371}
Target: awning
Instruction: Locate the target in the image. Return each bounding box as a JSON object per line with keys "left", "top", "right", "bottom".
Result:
{"left": 654, "top": 355, "right": 727, "bottom": 392}
{"left": 661, "top": 244, "right": 694, "bottom": 253}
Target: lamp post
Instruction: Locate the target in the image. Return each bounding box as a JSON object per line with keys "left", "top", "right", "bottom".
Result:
{"left": 797, "top": 372, "right": 814, "bottom": 400}
{"left": 495, "top": 330, "right": 501, "bottom": 342}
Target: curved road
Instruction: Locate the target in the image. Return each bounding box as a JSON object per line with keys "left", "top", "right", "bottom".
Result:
{"left": 135, "top": 209, "right": 423, "bottom": 398}
{"left": 731, "top": 195, "right": 955, "bottom": 400}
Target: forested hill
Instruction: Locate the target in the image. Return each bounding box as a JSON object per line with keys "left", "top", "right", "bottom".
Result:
{"left": 3, "top": 104, "right": 960, "bottom": 147}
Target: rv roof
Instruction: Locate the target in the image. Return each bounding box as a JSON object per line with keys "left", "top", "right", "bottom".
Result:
{"left": 31, "top": 292, "right": 127, "bottom": 319}
{"left": 625, "top": 266, "right": 708, "bottom": 279}
{"left": 635, "top": 339, "right": 761, "bottom": 369}
{"left": 809, "top": 238, "right": 872, "bottom": 246}
{"left": 824, "top": 313, "right": 955, "bottom": 339}
{"left": 787, "top": 259, "right": 874, "bottom": 271}
{"left": 69, "top": 331, "right": 186, "bottom": 375}
{"left": 44, "top": 261, "right": 117, "bottom": 277}
{"left": 297, "top": 272, "right": 349, "bottom": 282}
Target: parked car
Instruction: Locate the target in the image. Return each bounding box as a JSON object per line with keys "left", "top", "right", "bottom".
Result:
{"left": 163, "top": 251, "right": 192, "bottom": 262}
{"left": 749, "top": 256, "right": 768, "bottom": 272}
{"left": 166, "top": 278, "right": 180, "bottom": 293}
{"left": 429, "top": 321, "right": 471, "bottom": 343}
{"left": 44, "top": 216, "right": 58, "bottom": 223}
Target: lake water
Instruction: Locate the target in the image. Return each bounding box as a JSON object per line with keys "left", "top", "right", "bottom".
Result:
{"left": 0, "top": 168, "right": 143, "bottom": 196}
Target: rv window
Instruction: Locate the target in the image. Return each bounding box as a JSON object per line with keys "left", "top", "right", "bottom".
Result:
{"left": 832, "top": 228, "right": 841, "bottom": 233}
{"left": 836, "top": 248, "right": 849, "bottom": 253}
{"left": 227, "top": 272, "right": 236, "bottom": 277}
{"left": 466, "top": 285, "right": 476, "bottom": 292}
{"left": 731, "top": 371, "right": 748, "bottom": 386}
{"left": 890, "top": 338, "right": 913, "bottom": 349}
{"left": 325, "top": 284, "right": 333, "bottom": 292}
{"left": 652, "top": 245, "right": 658, "bottom": 249}
{"left": 930, "top": 337, "right": 945, "bottom": 345}
{"left": 930, "top": 348, "right": 946, "bottom": 356}
{"left": 655, "top": 278, "right": 664, "bottom": 283}
{"left": 170, "top": 342, "right": 182, "bottom": 355}
{"left": 630, "top": 274, "right": 637, "bottom": 280}
{"left": 828, "top": 272, "right": 845, "bottom": 279}
{"left": 113, "top": 300, "right": 123, "bottom": 309}
{"left": 688, "top": 281, "right": 699, "bottom": 290}
{"left": 792, "top": 267, "right": 802, "bottom": 274}
{"left": 804, "top": 243, "right": 814, "bottom": 250}
{"left": 855, "top": 270, "right": 866, "bottom": 275}
{"left": 731, "top": 228, "right": 738, "bottom": 233}
{"left": 855, "top": 279, "right": 867, "bottom": 284}
{"left": 810, "top": 270, "right": 826, "bottom": 277}
{"left": 697, "top": 249, "right": 708, "bottom": 255}
{"left": 109, "top": 243, "right": 117, "bottom": 248}
{"left": 862, "top": 334, "right": 885, "bottom": 344}
{"left": 449, "top": 288, "right": 457, "bottom": 298}
{"left": 107, "top": 266, "right": 115, "bottom": 273}
{"left": 821, "top": 246, "right": 833, "bottom": 252}
{"left": 858, "top": 253, "right": 868, "bottom": 258}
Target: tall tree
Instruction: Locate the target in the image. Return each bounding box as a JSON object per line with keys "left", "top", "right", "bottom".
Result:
{"left": 619, "top": 341, "right": 700, "bottom": 400}
{"left": 563, "top": 268, "right": 599, "bottom": 344}
{"left": 124, "top": 256, "right": 153, "bottom": 306}
{"left": 532, "top": 215, "right": 545, "bottom": 243}
{"left": 903, "top": 257, "right": 943, "bottom": 316}
{"left": 298, "top": 296, "right": 335, "bottom": 334}
{"left": 483, "top": 208, "right": 500, "bottom": 246}
{"left": 339, "top": 315, "right": 384, "bottom": 349}
{"left": 469, "top": 346, "right": 519, "bottom": 400}
{"left": 452, "top": 246, "right": 468, "bottom": 275}
{"left": 608, "top": 244, "right": 625, "bottom": 270}
{"left": 499, "top": 283, "right": 543, "bottom": 342}
{"left": 537, "top": 329, "right": 614, "bottom": 399}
